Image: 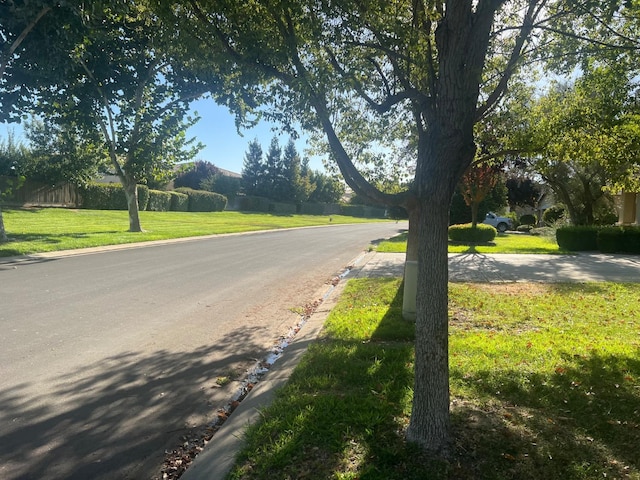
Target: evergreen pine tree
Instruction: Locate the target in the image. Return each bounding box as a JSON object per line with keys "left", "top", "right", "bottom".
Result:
{"left": 241, "top": 139, "right": 265, "bottom": 196}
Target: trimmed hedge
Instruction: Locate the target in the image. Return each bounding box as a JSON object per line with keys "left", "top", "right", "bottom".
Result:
{"left": 622, "top": 227, "right": 640, "bottom": 253}
{"left": 147, "top": 190, "right": 172, "bottom": 211}
{"left": 448, "top": 223, "right": 497, "bottom": 243}
{"left": 520, "top": 214, "right": 536, "bottom": 226}
{"left": 79, "top": 183, "right": 149, "bottom": 210}
{"left": 597, "top": 226, "right": 640, "bottom": 254}
{"left": 169, "top": 191, "right": 189, "bottom": 211}
{"left": 597, "top": 227, "right": 623, "bottom": 253}
{"left": 556, "top": 226, "right": 599, "bottom": 251}
{"left": 174, "top": 187, "right": 227, "bottom": 212}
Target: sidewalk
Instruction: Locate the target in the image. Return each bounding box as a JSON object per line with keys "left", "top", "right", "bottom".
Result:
{"left": 359, "top": 252, "right": 640, "bottom": 283}
{"left": 180, "top": 250, "right": 640, "bottom": 480}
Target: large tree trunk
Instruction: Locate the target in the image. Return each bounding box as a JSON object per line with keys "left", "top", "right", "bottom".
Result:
{"left": 122, "top": 179, "right": 142, "bottom": 232}
{"left": 0, "top": 206, "right": 7, "bottom": 242}
{"left": 406, "top": 192, "right": 453, "bottom": 453}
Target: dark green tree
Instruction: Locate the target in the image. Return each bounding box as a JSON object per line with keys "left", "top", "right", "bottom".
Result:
{"left": 308, "top": 171, "right": 345, "bottom": 204}
{"left": 174, "top": 160, "right": 220, "bottom": 190}
{"left": 506, "top": 177, "right": 541, "bottom": 211}
{"left": 264, "top": 136, "right": 287, "bottom": 201}
{"left": 283, "top": 139, "right": 315, "bottom": 203}
{"left": 21, "top": 118, "right": 106, "bottom": 186}
{"left": 0, "top": 130, "right": 28, "bottom": 241}
{"left": 242, "top": 139, "right": 266, "bottom": 197}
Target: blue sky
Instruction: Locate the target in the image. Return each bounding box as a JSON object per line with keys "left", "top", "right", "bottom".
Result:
{"left": 0, "top": 97, "right": 325, "bottom": 175}
{"left": 186, "top": 98, "right": 324, "bottom": 174}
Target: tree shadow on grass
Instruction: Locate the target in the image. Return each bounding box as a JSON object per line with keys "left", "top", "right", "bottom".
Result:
{"left": 450, "top": 352, "right": 640, "bottom": 479}
{"left": 231, "top": 281, "right": 452, "bottom": 480}
{"left": 0, "top": 328, "right": 269, "bottom": 480}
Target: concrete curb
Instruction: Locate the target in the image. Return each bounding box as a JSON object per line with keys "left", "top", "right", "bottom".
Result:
{"left": 180, "top": 251, "right": 377, "bottom": 480}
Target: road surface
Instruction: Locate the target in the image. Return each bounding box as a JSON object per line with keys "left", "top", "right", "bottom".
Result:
{"left": 0, "top": 222, "right": 404, "bottom": 480}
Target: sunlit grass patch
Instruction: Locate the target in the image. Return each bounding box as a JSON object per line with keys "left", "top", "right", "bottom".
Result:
{"left": 0, "top": 208, "right": 389, "bottom": 257}
{"left": 229, "top": 280, "right": 640, "bottom": 480}
{"left": 376, "top": 231, "right": 564, "bottom": 254}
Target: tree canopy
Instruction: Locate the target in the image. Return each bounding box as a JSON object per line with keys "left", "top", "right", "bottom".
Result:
{"left": 150, "top": 0, "right": 553, "bottom": 453}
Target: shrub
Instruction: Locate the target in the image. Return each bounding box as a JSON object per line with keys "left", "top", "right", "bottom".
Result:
{"left": 387, "top": 205, "right": 408, "bottom": 220}
{"left": 79, "top": 183, "right": 148, "bottom": 210}
{"left": 175, "top": 187, "right": 227, "bottom": 212}
{"left": 519, "top": 213, "right": 537, "bottom": 226}
{"left": 136, "top": 185, "right": 149, "bottom": 211}
{"left": 556, "top": 226, "right": 600, "bottom": 251}
{"left": 543, "top": 205, "right": 565, "bottom": 225}
{"left": 239, "top": 195, "right": 271, "bottom": 212}
{"left": 448, "top": 223, "right": 497, "bottom": 244}
{"left": 342, "top": 204, "right": 365, "bottom": 217}
{"left": 597, "top": 227, "right": 623, "bottom": 253}
{"left": 299, "top": 202, "right": 327, "bottom": 215}
{"left": 169, "top": 191, "right": 189, "bottom": 211}
{"left": 622, "top": 226, "right": 640, "bottom": 254}
{"left": 147, "top": 190, "right": 172, "bottom": 211}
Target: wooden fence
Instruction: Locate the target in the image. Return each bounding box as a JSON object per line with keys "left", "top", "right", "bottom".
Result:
{"left": 0, "top": 177, "right": 80, "bottom": 207}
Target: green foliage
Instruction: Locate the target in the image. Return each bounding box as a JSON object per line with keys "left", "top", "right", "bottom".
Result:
{"left": 597, "top": 227, "right": 624, "bottom": 253}
{"left": 174, "top": 187, "right": 227, "bottom": 212}
{"left": 308, "top": 171, "right": 345, "bottom": 204}
{"left": 341, "top": 204, "right": 386, "bottom": 218}
{"left": 147, "top": 189, "right": 172, "bottom": 211}
{"left": 506, "top": 177, "right": 541, "bottom": 209}
{"left": 79, "top": 183, "right": 149, "bottom": 211}
{"left": 519, "top": 214, "right": 536, "bottom": 225}
{"left": 543, "top": 205, "right": 566, "bottom": 225}
{"left": 169, "top": 191, "right": 189, "bottom": 212}
{"left": 200, "top": 173, "right": 242, "bottom": 199}
{"left": 241, "top": 139, "right": 266, "bottom": 197}
{"left": 556, "top": 226, "right": 600, "bottom": 251}
{"left": 450, "top": 180, "right": 508, "bottom": 225}
{"left": 522, "top": 67, "right": 640, "bottom": 225}
{"left": 22, "top": 119, "right": 106, "bottom": 186}
{"left": 598, "top": 226, "right": 640, "bottom": 254}
{"left": 238, "top": 195, "right": 272, "bottom": 213}
{"left": 448, "top": 223, "right": 497, "bottom": 244}
{"left": 174, "top": 160, "right": 220, "bottom": 190}
{"left": 241, "top": 137, "right": 315, "bottom": 203}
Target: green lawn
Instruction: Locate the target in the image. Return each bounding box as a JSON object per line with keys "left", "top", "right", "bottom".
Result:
{"left": 377, "top": 231, "right": 564, "bottom": 254}
{"left": 0, "top": 207, "right": 388, "bottom": 257}
{"left": 228, "top": 278, "right": 640, "bottom": 480}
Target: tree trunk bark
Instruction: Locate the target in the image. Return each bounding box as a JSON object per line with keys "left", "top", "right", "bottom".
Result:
{"left": 122, "top": 180, "right": 142, "bottom": 232}
{"left": 0, "top": 206, "right": 8, "bottom": 242}
{"left": 471, "top": 200, "right": 479, "bottom": 228}
{"left": 406, "top": 194, "right": 452, "bottom": 454}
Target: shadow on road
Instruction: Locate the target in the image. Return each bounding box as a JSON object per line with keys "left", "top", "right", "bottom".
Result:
{"left": 0, "top": 328, "right": 268, "bottom": 480}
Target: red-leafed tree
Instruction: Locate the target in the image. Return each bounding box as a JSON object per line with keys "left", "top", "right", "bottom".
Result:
{"left": 459, "top": 162, "right": 501, "bottom": 227}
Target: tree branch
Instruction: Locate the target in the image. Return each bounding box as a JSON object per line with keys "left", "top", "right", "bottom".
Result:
{"left": 0, "top": 6, "right": 52, "bottom": 80}
{"left": 476, "top": 0, "right": 542, "bottom": 120}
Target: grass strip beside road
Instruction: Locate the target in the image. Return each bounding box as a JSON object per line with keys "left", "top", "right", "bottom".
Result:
{"left": 228, "top": 278, "right": 640, "bottom": 480}
{"left": 377, "top": 231, "right": 564, "bottom": 254}
{"left": 0, "top": 208, "right": 389, "bottom": 257}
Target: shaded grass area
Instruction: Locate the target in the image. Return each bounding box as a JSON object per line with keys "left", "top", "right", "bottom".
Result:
{"left": 228, "top": 279, "right": 640, "bottom": 480}
{"left": 376, "top": 231, "right": 564, "bottom": 254}
{"left": 0, "top": 208, "right": 387, "bottom": 257}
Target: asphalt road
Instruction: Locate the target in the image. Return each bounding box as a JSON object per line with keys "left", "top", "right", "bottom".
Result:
{"left": 0, "top": 222, "right": 405, "bottom": 480}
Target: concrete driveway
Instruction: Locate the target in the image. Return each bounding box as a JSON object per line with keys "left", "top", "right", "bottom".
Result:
{"left": 358, "top": 252, "right": 640, "bottom": 283}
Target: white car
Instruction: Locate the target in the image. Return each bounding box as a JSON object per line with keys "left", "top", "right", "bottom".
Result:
{"left": 483, "top": 212, "right": 512, "bottom": 233}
